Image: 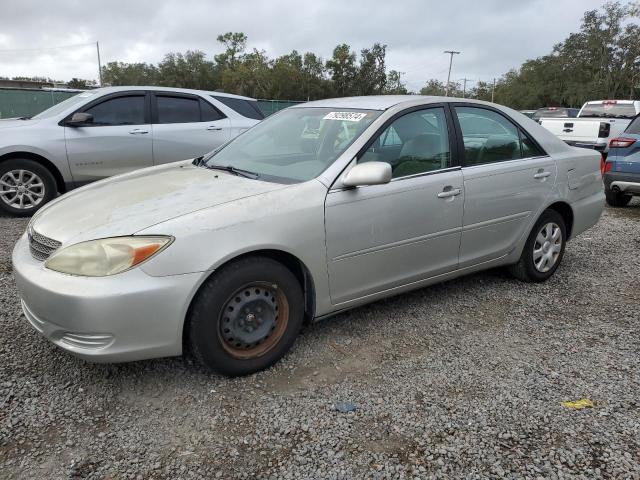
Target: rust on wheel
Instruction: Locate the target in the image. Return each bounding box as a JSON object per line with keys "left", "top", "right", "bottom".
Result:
{"left": 218, "top": 281, "right": 290, "bottom": 359}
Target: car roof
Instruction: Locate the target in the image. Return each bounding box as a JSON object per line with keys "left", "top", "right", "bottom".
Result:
{"left": 293, "top": 95, "right": 504, "bottom": 111}
{"left": 89, "top": 86, "right": 257, "bottom": 101}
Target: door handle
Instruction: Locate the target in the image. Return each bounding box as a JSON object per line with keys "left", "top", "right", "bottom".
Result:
{"left": 129, "top": 129, "right": 149, "bottom": 134}
{"left": 206, "top": 126, "right": 223, "bottom": 131}
{"left": 437, "top": 187, "right": 462, "bottom": 199}
{"left": 534, "top": 171, "right": 551, "bottom": 179}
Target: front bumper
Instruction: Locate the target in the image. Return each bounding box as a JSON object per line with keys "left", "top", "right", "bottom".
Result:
{"left": 604, "top": 171, "right": 640, "bottom": 195}
{"left": 12, "top": 233, "right": 205, "bottom": 363}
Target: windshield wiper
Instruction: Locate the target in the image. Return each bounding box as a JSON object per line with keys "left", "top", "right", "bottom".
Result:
{"left": 205, "top": 164, "right": 260, "bottom": 179}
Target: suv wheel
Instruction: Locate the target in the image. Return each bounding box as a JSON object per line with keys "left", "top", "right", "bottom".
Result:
{"left": 0, "top": 159, "right": 57, "bottom": 217}
{"left": 605, "top": 188, "right": 632, "bottom": 207}
{"left": 188, "top": 256, "right": 304, "bottom": 376}
{"left": 509, "top": 209, "right": 567, "bottom": 283}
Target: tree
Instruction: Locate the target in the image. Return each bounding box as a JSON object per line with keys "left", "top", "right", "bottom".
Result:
{"left": 326, "top": 44, "right": 358, "bottom": 96}
{"left": 101, "top": 62, "right": 158, "bottom": 86}
{"left": 157, "top": 50, "right": 216, "bottom": 89}
{"left": 385, "top": 70, "right": 408, "bottom": 94}
{"left": 355, "top": 43, "right": 387, "bottom": 95}
{"left": 67, "top": 78, "right": 96, "bottom": 89}
{"left": 215, "top": 32, "right": 248, "bottom": 69}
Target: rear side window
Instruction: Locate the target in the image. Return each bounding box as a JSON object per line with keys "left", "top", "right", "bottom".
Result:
{"left": 157, "top": 96, "right": 200, "bottom": 124}
{"left": 84, "top": 95, "right": 145, "bottom": 126}
{"left": 455, "top": 107, "right": 543, "bottom": 166}
{"left": 625, "top": 115, "right": 640, "bottom": 135}
{"left": 200, "top": 99, "right": 225, "bottom": 121}
{"left": 211, "top": 96, "right": 264, "bottom": 120}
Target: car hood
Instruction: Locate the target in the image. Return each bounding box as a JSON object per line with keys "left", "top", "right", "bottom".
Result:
{"left": 31, "top": 161, "right": 288, "bottom": 245}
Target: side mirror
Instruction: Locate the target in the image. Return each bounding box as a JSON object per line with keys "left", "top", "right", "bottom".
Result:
{"left": 343, "top": 161, "right": 392, "bottom": 187}
{"left": 67, "top": 112, "right": 93, "bottom": 126}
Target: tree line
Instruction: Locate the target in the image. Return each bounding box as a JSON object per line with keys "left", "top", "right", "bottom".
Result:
{"left": 3, "top": 2, "right": 639, "bottom": 109}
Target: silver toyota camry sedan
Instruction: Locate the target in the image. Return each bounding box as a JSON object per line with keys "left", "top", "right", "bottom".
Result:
{"left": 12, "top": 96, "right": 604, "bottom": 376}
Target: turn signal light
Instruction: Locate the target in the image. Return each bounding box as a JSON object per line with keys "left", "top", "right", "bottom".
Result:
{"left": 609, "top": 137, "right": 636, "bottom": 148}
{"left": 603, "top": 161, "right": 613, "bottom": 174}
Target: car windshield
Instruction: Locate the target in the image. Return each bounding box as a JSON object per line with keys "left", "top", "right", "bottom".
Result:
{"left": 203, "top": 107, "right": 381, "bottom": 183}
{"left": 31, "top": 90, "right": 99, "bottom": 119}
{"left": 579, "top": 103, "right": 637, "bottom": 119}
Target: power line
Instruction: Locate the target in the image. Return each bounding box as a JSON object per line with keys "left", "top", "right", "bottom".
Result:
{"left": 0, "top": 42, "right": 96, "bottom": 54}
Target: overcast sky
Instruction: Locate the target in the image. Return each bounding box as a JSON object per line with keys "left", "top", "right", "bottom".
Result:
{"left": 0, "top": 0, "right": 614, "bottom": 92}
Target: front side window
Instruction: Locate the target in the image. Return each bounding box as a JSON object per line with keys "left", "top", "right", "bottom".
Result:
{"left": 359, "top": 107, "right": 451, "bottom": 178}
{"left": 204, "top": 107, "right": 381, "bottom": 183}
{"left": 84, "top": 95, "right": 145, "bottom": 126}
{"left": 456, "top": 107, "right": 542, "bottom": 166}
{"left": 157, "top": 96, "right": 200, "bottom": 124}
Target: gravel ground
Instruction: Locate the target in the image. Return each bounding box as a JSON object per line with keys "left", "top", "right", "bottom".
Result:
{"left": 1, "top": 201, "right": 639, "bottom": 479}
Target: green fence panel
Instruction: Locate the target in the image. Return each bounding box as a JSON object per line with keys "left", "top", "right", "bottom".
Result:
{"left": 0, "top": 89, "right": 79, "bottom": 119}
{"left": 257, "top": 99, "right": 304, "bottom": 116}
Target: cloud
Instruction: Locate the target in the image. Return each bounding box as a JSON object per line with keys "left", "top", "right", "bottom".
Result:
{"left": 0, "top": 0, "right": 612, "bottom": 92}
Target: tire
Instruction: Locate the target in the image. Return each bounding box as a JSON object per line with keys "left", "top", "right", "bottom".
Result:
{"left": 0, "top": 159, "right": 57, "bottom": 217}
{"left": 605, "top": 189, "right": 632, "bottom": 207}
{"left": 188, "top": 256, "right": 304, "bottom": 376}
{"left": 508, "top": 209, "right": 567, "bottom": 283}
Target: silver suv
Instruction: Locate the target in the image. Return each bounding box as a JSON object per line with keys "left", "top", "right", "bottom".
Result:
{"left": 0, "top": 86, "right": 263, "bottom": 216}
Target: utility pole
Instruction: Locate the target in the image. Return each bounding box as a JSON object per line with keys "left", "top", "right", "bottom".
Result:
{"left": 96, "top": 41, "right": 103, "bottom": 86}
{"left": 462, "top": 78, "right": 470, "bottom": 98}
{"left": 444, "top": 50, "right": 460, "bottom": 96}
{"left": 491, "top": 77, "right": 496, "bottom": 102}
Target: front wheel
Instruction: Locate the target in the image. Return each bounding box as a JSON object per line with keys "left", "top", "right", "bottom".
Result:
{"left": 508, "top": 209, "right": 566, "bottom": 283}
{"left": 188, "top": 256, "right": 304, "bottom": 376}
{"left": 0, "top": 159, "right": 57, "bottom": 216}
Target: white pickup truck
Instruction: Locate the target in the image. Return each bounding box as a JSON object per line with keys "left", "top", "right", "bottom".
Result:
{"left": 540, "top": 100, "right": 640, "bottom": 152}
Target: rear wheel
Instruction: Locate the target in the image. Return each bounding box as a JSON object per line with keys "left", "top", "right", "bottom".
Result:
{"left": 509, "top": 209, "right": 566, "bottom": 283}
{"left": 0, "top": 159, "right": 57, "bottom": 216}
{"left": 188, "top": 256, "right": 304, "bottom": 376}
{"left": 605, "top": 188, "right": 632, "bottom": 207}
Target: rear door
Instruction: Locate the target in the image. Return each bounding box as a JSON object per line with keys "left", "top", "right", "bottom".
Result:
{"left": 151, "top": 92, "right": 230, "bottom": 165}
{"left": 64, "top": 91, "right": 153, "bottom": 184}
{"left": 452, "top": 104, "right": 557, "bottom": 268}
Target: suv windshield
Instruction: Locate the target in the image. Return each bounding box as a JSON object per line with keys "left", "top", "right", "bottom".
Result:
{"left": 203, "top": 107, "right": 381, "bottom": 183}
{"left": 579, "top": 103, "right": 637, "bottom": 119}
{"left": 625, "top": 115, "right": 640, "bottom": 135}
{"left": 32, "top": 90, "right": 99, "bottom": 119}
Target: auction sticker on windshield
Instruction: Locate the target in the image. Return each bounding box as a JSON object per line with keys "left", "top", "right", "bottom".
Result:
{"left": 323, "top": 112, "right": 368, "bottom": 122}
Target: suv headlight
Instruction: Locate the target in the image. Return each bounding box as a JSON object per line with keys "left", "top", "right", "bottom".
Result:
{"left": 45, "top": 236, "right": 172, "bottom": 277}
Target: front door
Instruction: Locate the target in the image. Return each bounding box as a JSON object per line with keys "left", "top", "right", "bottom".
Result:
{"left": 65, "top": 92, "right": 153, "bottom": 184}
{"left": 325, "top": 106, "right": 464, "bottom": 305}
{"left": 151, "top": 93, "right": 231, "bottom": 165}
{"left": 452, "top": 105, "right": 557, "bottom": 267}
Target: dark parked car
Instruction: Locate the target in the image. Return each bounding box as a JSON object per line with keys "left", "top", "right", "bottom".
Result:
{"left": 532, "top": 107, "right": 579, "bottom": 123}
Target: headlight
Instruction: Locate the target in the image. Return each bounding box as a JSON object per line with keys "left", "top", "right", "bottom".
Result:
{"left": 45, "top": 236, "right": 172, "bottom": 277}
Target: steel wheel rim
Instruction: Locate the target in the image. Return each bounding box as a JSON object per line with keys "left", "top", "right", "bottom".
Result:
{"left": 533, "top": 222, "right": 562, "bottom": 273}
{"left": 0, "top": 169, "right": 45, "bottom": 210}
{"left": 218, "top": 281, "right": 289, "bottom": 359}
